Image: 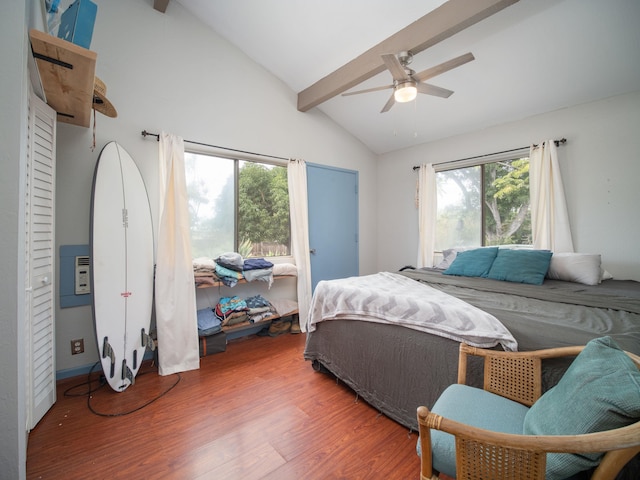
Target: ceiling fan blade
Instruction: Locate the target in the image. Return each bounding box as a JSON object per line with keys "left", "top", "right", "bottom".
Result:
{"left": 381, "top": 93, "right": 396, "bottom": 113}
{"left": 381, "top": 53, "right": 409, "bottom": 82}
{"left": 417, "top": 83, "right": 454, "bottom": 98}
{"left": 342, "top": 84, "right": 394, "bottom": 97}
{"left": 413, "top": 52, "right": 475, "bottom": 83}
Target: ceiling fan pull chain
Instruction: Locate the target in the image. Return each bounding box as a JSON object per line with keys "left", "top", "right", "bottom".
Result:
{"left": 413, "top": 97, "right": 418, "bottom": 139}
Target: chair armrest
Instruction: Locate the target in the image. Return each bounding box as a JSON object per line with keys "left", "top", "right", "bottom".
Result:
{"left": 418, "top": 405, "right": 640, "bottom": 480}
{"left": 457, "top": 343, "right": 584, "bottom": 406}
{"left": 416, "top": 406, "right": 439, "bottom": 480}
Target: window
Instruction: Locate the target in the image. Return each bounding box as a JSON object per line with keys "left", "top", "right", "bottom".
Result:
{"left": 185, "top": 152, "right": 291, "bottom": 259}
{"left": 435, "top": 154, "right": 531, "bottom": 250}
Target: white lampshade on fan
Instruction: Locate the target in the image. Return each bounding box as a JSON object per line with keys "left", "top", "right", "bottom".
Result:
{"left": 394, "top": 81, "right": 418, "bottom": 103}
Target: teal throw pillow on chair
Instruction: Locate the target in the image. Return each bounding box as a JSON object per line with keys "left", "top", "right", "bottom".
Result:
{"left": 523, "top": 336, "right": 640, "bottom": 480}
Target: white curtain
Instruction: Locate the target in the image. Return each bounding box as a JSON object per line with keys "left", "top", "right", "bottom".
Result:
{"left": 155, "top": 132, "right": 200, "bottom": 376}
{"left": 417, "top": 163, "right": 437, "bottom": 268}
{"left": 287, "top": 159, "right": 313, "bottom": 332}
{"left": 529, "top": 140, "right": 574, "bottom": 252}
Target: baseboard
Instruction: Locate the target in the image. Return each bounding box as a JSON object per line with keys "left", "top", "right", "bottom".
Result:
{"left": 56, "top": 363, "right": 98, "bottom": 381}
{"left": 56, "top": 350, "right": 156, "bottom": 381}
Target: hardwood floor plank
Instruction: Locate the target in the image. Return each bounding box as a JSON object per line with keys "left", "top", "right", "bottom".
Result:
{"left": 27, "top": 333, "right": 420, "bottom": 479}
{"left": 174, "top": 428, "right": 287, "bottom": 479}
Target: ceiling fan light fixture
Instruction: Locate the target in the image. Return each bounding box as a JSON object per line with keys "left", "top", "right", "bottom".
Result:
{"left": 394, "top": 81, "right": 417, "bottom": 103}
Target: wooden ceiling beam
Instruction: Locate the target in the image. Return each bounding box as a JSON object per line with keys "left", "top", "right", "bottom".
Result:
{"left": 154, "top": 0, "right": 170, "bottom": 13}
{"left": 297, "top": 0, "right": 519, "bottom": 112}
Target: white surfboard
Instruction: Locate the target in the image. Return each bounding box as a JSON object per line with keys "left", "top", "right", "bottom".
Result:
{"left": 91, "top": 142, "right": 154, "bottom": 392}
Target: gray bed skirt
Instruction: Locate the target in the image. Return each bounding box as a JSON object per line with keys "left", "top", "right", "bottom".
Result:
{"left": 303, "top": 319, "right": 572, "bottom": 431}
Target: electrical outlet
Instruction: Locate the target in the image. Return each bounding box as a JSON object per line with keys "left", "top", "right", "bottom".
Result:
{"left": 71, "top": 338, "right": 84, "bottom": 355}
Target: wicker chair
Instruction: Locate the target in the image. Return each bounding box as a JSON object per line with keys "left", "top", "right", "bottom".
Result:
{"left": 417, "top": 341, "right": 640, "bottom": 480}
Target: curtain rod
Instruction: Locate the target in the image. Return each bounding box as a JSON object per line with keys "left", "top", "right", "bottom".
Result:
{"left": 412, "top": 138, "right": 566, "bottom": 171}
{"left": 141, "top": 130, "right": 289, "bottom": 162}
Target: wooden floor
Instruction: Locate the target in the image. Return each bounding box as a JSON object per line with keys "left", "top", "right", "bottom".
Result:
{"left": 27, "top": 332, "right": 421, "bottom": 479}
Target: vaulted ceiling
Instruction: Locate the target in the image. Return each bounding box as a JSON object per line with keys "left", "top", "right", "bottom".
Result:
{"left": 169, "top": 0, "right": 640, "bottom": 154}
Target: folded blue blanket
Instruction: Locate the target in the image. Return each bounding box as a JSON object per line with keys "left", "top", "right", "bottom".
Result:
{"left": 243, "top": 258, "right": 274, "bottom": 271}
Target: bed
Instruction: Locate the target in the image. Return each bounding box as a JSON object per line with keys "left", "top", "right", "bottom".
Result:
{"left": 303, "top": 260, "right": 640, "bottom": 433}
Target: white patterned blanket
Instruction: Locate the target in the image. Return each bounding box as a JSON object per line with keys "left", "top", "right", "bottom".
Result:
{"left": 307, "top": 271, "right": 518, "bottom": 351}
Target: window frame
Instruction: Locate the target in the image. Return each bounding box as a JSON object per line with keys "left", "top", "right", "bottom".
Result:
{"left": 184, "top": 145, "right": 291, "bottom": 258}
{"left": 433, "top": 146, "right": 531, "bottom": 249}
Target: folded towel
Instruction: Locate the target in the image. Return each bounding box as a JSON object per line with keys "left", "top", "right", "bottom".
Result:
{"left": 216, "top": 252, "right": 244, "bottom": 272}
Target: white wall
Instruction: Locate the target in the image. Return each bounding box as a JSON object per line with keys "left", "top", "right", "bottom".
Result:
{"left": 0, "top": 3, "right": 28, "bottom": 478}
{"left": 377, "top": 90, "right": 640, "bottom": 281}
{"left": 54, "top": 0, "right": 378, "bottom": 373}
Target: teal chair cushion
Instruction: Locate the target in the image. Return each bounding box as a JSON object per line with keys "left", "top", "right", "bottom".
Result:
{"left": 524, "top": 336, "right": 640, "bottom": 480}
{"left": 421, "top": 383, "right": 530, "bottom": 478}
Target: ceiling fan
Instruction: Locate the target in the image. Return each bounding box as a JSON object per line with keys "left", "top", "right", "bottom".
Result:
{"left": 342, "top": 51, "right": 475, "bottom": 113}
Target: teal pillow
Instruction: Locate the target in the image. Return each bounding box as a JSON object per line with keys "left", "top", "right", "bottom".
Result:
{"left": 523, "top": 337, "right": 640, "bottom": 480}
{"left": 443, "top": 247, "right": 498, "bottom": 278}
{"left": 486, "top": 249, "right": 552, "bottom": 285}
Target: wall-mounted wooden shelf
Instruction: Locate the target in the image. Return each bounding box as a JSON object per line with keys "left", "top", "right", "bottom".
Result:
{"left": 29, "top": 29, "right": 96, "bottom": 128}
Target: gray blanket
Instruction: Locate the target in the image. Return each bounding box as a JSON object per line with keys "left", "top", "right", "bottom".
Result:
{"left": 400, "top": 269, "right": 640, "bottom": 354}
{"left": 400, "top": 268, "right": 640, "bottom": 313}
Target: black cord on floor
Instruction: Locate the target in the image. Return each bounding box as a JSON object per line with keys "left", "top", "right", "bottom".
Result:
{"left": 63, "top": 362, "right": 106, "bottom": 397}
{"left": 63, "top": 361, "right": 181, "bottom": 417}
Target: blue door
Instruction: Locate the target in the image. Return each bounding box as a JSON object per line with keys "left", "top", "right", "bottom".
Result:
{"left": 307, "top": 163, "right": 359, "bottom": 291}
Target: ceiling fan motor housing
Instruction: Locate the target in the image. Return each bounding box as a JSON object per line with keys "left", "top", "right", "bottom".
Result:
{"left": 398, "top": 50, "right": 413, "bottom": 66}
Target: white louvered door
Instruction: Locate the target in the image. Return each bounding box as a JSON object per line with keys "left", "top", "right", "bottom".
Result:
{"left": 25, "top": 89, "right": 57, "bottom": 430}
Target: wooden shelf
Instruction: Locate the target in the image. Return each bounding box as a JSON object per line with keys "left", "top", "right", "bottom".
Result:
{"left": 196, "top": 273, "right": 299, "bottom": 341}
{"left": 195, "top": 274, "right": 296, "bottom": 289}
{"left": 29, "top": 29, "right": 97, "bottom": 128}
{"left": 222, "top": 310, "right": 299, "bottom": 335}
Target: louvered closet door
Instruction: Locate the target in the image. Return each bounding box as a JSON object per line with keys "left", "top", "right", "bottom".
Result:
{"left": 25, "top": 89, "right": 57, "bottom": 430}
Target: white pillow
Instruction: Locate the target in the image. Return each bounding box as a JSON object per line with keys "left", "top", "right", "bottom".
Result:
{"left": 273, "top": 263, "right": 298, "bottom": 276}
{"left": 546, "top": 253, "right": 602, "bottom": 285}
{"left": 435, "top": 247, "right": 469, "bottom": 269}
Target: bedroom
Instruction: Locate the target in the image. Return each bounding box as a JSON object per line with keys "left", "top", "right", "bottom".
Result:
{"left": 2, "top": 0, "right": 640, "bottom": 477}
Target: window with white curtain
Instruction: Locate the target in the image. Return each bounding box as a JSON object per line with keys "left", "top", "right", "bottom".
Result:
{"left": 185, "top": 151, "right": 291, "bottom": 259}
{"left": 435, "top": 152, "right": 531, "bottom": 251}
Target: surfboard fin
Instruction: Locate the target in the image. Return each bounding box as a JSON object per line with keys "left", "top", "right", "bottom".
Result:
{"left": 122, "top": 360, "right": 135, "bottom": 385}
{"left": 102, "top": 337, "right": 116, "bottom": 378}
{"left": 141, "top": 328, "right": 156, "bottom": 351}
